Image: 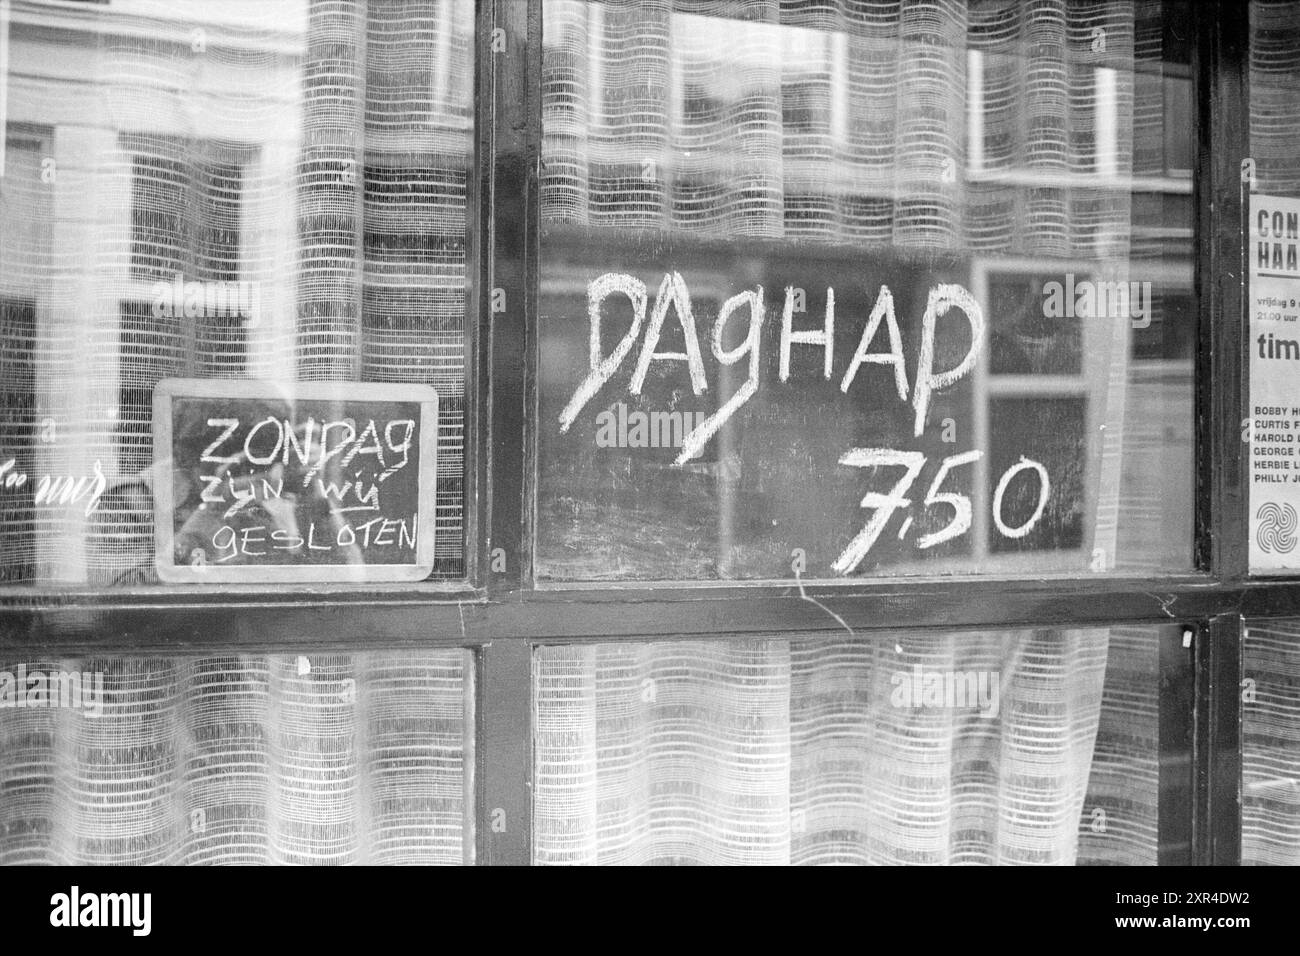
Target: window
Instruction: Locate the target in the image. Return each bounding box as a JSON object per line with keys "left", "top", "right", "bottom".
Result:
{"left": 1242, "top": 619, "right": 1300, "bottom": 866}
{"left": 0, "top": 0, "right": 475, "bottom": 588}
{"left": 0, "top": 0, "right": 480, "bottom": 865}
{"left": 537, "top": 0, "right": 1194, "bottom": 581}
{"left": 0, "top": 649, "right": 472, "bottom": 865}
{"left": 0, "top": 0, "right": 1297, "bottom": 870}
{"left": 534, "top": 626, "right": 1171, "bottom": 866}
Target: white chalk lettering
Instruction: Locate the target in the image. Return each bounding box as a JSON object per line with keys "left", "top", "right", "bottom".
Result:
{"left": 841, "top": 286, "right": 908, "bottom": 399}
{"left": 199, "top": 474, "right": 224, "bottom": 503}
{"left": 993, "top": 456, "right": 1051, "bottom": 539}
{"left": 916, "top": 450, "right": 982, "bottom": 549}
{"left": 380, "top": 420, "right": 414, "bottom": 480}
{"left": 33, "top": 461, "right": 106, "bottom": 517}
{"left": 283, "top": 419, "right": 317, "bottom": 467}
{"left": 550, "top": 271, "right": 1061, "bottom": 575}
{"left": 780, "top": 286, "right": 833, "bottom": 381}
{"left": 630, "top": 271, "right": 708, "bottom": 396}
{"left": 302, "top": 420, "right": 356, "bottom": 487}
{"left": 340, "top": 419, "right": 385, "bottom": 471}
{"left": 200, "top": 418, "right": 241, "bottom": 463}
{"left": 559, "top": 275, "right": 985, "bottom": 440}
{"left": 676, "top": 288, "right": 765, "bottom": 465}
{"left": 243, "top": 416, "right": 284, "bottom": 465}
{"left": 558, "top": 273, "right": 647, "bottom": 432}
{"left": 213, "top": 516, "right": 418, "bottom": 561}
{"left": 832, "top": 449, "right": 927, "bottom": 575}
{"left": 912, "top": 284, "right": 985, "bottom": 438}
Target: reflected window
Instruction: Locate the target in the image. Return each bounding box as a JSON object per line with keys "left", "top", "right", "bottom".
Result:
{"left": 0, "top": 0, "right": 474, "bottom": 586}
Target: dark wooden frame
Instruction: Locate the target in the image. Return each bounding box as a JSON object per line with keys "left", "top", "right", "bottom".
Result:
{"left": 0, "top": 0, "right": 1282, "bottom": 867}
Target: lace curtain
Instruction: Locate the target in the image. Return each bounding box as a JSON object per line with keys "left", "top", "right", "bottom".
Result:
{"left": 1252, "top": 0, "right": 1300, "bottom": 197}
{"left": 0, "top": 652, "right": 470, "bottom": 865}
{"left": 1242, "top": 0, "right": 1300, "bottom": 868}
{"left": 1243, "top": 620, "right": 1300, "bottom": 866}
{"left": 533, "top": 0, "right": 1171, "bottom": 864}
{"left": 0, "top": 0, "right": 474, "bottom": 864}
{"left": 0, "top": 0, "right": 472, "bottom": 586}
{"left": 0, "top": 0, "right": 1191, "bottom": 866}
{"left": 543, "top": 0, "right": 1154, "bottom": 249}
{"left": 537, "top": 0, "right": 1192, "bottom": 583}
{"left": 535, "top": 628, "right": 1158, "bottom": 865}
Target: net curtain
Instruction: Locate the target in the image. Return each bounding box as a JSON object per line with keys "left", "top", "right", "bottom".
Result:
{"left": 0, "top": 0, "right": 472, "bottom": 866}
{"left": 532, "top": 0, "right": 1160, "bottom": 866}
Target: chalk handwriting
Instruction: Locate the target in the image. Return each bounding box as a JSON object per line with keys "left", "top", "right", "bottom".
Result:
{"left": 560, "top": 272, "right": 986, "bottom": 453}
{"left": 556, "top": 271, "right": 1049, "bottom": 575}
{"left": 210, "top": 513, "right": 417, "bottom": 562}
{"left": 832, "top": 449, "right": 1049, "bottom": 574}
{"left": 1, "top": 458, "right": 107, "bottom": 517}
{"left": 195, "top": 415, "right": 415, "bottom": 490}
{"left": 184, "top": 411, "right": 421, "bottom": 564}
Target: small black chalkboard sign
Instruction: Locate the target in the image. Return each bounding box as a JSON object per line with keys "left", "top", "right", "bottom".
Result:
{"left": 153, "top": 378, "right": 438, "bottom": 583}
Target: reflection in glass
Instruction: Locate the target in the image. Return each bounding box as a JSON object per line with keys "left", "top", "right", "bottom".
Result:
{"left": 538, "top": 0, "right": 1195, "bottom": 580}
{"left": 1243, "top": 13, "right": 1300, "bottom": 864}
{"left": 1252, "top": 0, "right": 1300, "bottom": 200}
{"left": 0, "top": 0, "right": 473, "bottom": 586}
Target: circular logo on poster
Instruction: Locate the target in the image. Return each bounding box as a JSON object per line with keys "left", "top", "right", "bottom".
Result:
{"left": 1257, "top": 501, "right": 1299, "bottom": 554}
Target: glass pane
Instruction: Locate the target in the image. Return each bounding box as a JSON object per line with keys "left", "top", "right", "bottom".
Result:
{"left": 534, "top": 626, "right": 1166, "bottom": 865}
{"left": 1243, "top": 619, "right": 1300, "bottom": 866}
{"left": 0, "top": 649, "right": 473, "bottom": 864}
{"left": 1251, "top": 0, "right": 1300, "bottom": 200}
{"left": 1248, "top": 1, "right": 1300, "bottom": 574}
{"left": 0, "top": 0, "right": 474, "bottom": 586}
{"left": 537, "top": 0, "right": 1194, "bottom": 581}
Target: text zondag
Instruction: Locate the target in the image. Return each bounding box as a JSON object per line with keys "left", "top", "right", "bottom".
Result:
{"left": 557, "top": 272, "right": 1050, "bottom": 574}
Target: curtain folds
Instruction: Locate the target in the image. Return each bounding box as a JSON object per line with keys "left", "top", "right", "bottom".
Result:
{"left": 1240, "top": 1, "right": 1300, "bottom": 867}
{"left": 0, "top": 651, "right": 470, "bottom": 865}
{"left": 542, "top": 0, "right": 1156, "bottom": 256}
{"left": 0, "top": 0, "right": 1195, "bottom": 866}
{"left": 0, "top": 0, "right": 475, "bottom": 865}
{"left": 1243, "top": 621, "right": 1300, "bottom": 866}
{"left": 1251, "top": 0, "right": 1300, "bottom": 197}
{"left": 534, "top": 629, "right": 1158, "bottom": 865}
{"left": 533, "top": 0, "right": 1171, "bottom": 864}
{"left": 0, "top": 0, "right": 472, "bottom": 586}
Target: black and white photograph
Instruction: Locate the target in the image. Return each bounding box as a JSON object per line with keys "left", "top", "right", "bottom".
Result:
{"left": 0, "top": 0, "right": 1291, "bottom": 929}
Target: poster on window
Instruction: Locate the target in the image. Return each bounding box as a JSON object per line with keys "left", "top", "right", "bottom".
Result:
{"left": 1249, "top": 193, "right": 1300, "bottom": 573}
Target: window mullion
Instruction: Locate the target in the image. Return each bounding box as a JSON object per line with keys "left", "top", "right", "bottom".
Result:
{"left": 484, "top": 0, "right": 539, "bottom": 597}
{"left": 1193, "top": 613, "right": 1244, "bottom": 864}
{"left": 475, "top": 637, "right": 533, "bottom": 865}
{"left": 1200, "top": 0, "right": 1250, "bottom": 581}
{"left": 473, "top": 0, "right": 541, "bottom": 866}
